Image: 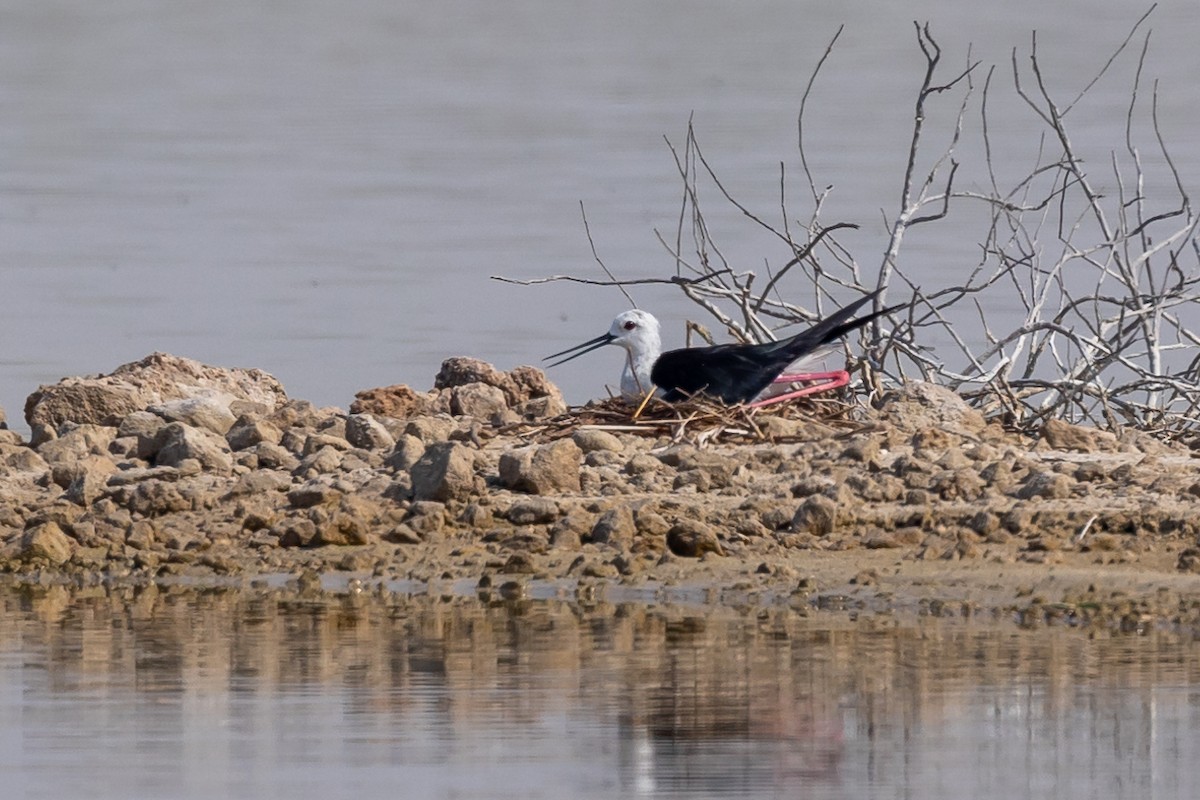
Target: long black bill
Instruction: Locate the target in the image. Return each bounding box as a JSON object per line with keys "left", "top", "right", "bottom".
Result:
{"left": 543, "top": 332, "right": 616, "bottom": 368}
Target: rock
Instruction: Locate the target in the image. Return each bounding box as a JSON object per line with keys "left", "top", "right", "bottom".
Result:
{"left": 506, "top": 498, "right": 560, "bottom": 525}
{"left": 386, "top": 434, "right": 426, "bottom": 471}
{"left": 62, "top": 455, "right": 118, "bottom": 506}
{"left": 449, "top": 382, "right": 509, "bottom": 420}
{"left": 0, "top": 444, "right": 49, "bottom": 479}
{"left": 18, "top": 522, "right": 76, "bottom": 565}
{"left": 149, "top": 397, "right": 238, "bottom": 435}
{"left": 411, "top": 442, "right": 479, "bottom": 502}
{"left": 25, "top": 352, "right": 287, "bottom": 430}
{"left": 292, "top": 446, "right": 344, "bottom": 478}
{"left": 119, "top": 410, "right": 166, "bottom": 442}
{"left": 589, "top": 506, "right": 636, "bottom": 549}
{"left": 225, "top": 470, "right": 292, "bottom": 498}
{"left": 572, "top": 429, "right": 624, "bottom": 454}
{"left": 344, "top": 414, "right": 396, "bottom": 451}
{"left": 251, "top": 442, "right": 299, "bottom": 471}
{"left": 153, "top": 422, "right": 234, "bottom": 474}
{"left": 125, "top": 480, "right": 191, "bottom": 516}
{"left": 37, "top": 424, "right": 118, "bottom": 465}
{"left": 792, "top": 495, "right": 838, "bottom": 536}
{"left": 404, "top": 416, "right": 456, "bottom": 444}
{"left": 1016, "top": 470, "right": 1074, "bottom": 500}
{"left": 498, "top": 440, "right": 582, "bottom": 495}
{"left": 666, "top": 519, "right": 725, "bottom": 558}
{"left": 435, "top": 357, "right": 564, "bottom": 414}
{"left": 226, "top": 416, "right": 283, "bottom": 451}
{"left": 877, "top": 381, "right": 986, "bottom": 434}
{"left": 0, "top": 405, "right": 5, "bottom": 429}
{"left": 1041, "top": 418, "right": 1119, "bottom": 453}
{"left": 349, "top": 384, "right": 436, "bottom": 418}
{"left": 274, "top": 517, "right": 319, "bottom": 548}
{"left": 288, "top": 481, "right": 343, "bottom": 508}
{"left": 314, "top": 497, "right": 375, "bottom": 546}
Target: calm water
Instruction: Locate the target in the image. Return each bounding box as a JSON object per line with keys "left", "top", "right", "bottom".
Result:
{"left": 2, "top": 1, "right": 1200, "bottom": 427}
{"left": 1, "top": 581, "right": 1199, "bottom": 799}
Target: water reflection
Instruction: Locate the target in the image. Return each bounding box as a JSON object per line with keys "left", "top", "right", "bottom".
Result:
{"left": 2, "top": 582, "right": 1198, "bottom": 799}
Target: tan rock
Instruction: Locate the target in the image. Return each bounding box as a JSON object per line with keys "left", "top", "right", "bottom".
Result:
{"left": 499, "top": 440, "right": 582, "bottom": 495}
{"left": 25, "top": 352, "right": 287, "bottom": 430}
{"left": 411, "top": 442, "right": 479, "bottom": 502}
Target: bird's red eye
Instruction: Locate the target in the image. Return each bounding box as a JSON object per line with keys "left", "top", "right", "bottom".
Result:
{"left": 623, "top": 321, "right": 637, "bottom": 330}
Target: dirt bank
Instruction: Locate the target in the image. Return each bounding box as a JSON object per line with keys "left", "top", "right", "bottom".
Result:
{"left": 2, "top": 353, "right": 1199, "bottom": 630}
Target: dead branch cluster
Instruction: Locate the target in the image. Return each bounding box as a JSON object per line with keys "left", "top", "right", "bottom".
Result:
{"left": 503, "top": 395, "right": 858, "bottom": 448}
{"left": 496, "top": 7, "right": 1200, "bottom": 444}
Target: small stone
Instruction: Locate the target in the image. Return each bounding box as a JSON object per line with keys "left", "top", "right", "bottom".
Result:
{"left": 666, "top": 519, "right": 724, "bottom": 558}
{"left": 226, "top": 416, "right": 283, "bottom": 451}
{"left": 589, "top": 506, "right": 636, "bottom": 549}
{"left": 19, "top": 522, "right": 76, "bottom": 565}
{"left": 386, "top": 434, "right": 427, "bottom": 471}
{"left": 572, "top": 429, "right": 624, "bottom": 454}
{"left": 506, "top": 498, "right": 560, "bottom": 526}
{"left": 498, "top": 439, "right": 582, "bottom": 495}
{"left": 149, "top": 397, "right": 237, "bottom": 435}
{"left": 154, "top": 422, "right": 233, "bottom": 474}
{"left": 411, "top": 442, "right": 479, "bottom": 502}
{"left": 792, "top": 495, "right": 837, "bottom": 536}
{"left": 344, "top": 414, "right": 396, "bottom": 451}
{"left": 450, "top": 382, "right": 509, "bottom": 420}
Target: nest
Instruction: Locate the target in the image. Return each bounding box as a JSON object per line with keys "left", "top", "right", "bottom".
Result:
{"left": 503, "top": 392, "right": 864, "bottom": 446}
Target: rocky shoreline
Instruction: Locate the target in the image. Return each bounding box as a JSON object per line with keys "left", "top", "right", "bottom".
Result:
{"left": 3, "top": 352, "right": 1200, "bottom": 631}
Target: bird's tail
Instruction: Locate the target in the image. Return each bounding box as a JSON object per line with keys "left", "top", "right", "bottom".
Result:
{"left": 772, "top": 288, "right": 900, "bottom": 360}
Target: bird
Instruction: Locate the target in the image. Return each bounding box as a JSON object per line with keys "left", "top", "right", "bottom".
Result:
{"left": 544, "top": 289, "right": 894, "bottom": 407}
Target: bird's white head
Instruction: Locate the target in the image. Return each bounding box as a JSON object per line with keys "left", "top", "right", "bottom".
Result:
{"left": 607, "top": 309, "right": 661, "bottom": 355}
{"left": 607, "top": 310, "right": 661, "bottom": 399}
{"left": 544, "top": 308, "right": 663, "bottom": 401}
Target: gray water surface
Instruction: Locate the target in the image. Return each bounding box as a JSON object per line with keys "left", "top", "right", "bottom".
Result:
{"left": 3, "top": 1, "right": 1200, "bottom": 426}
{"left": 2, "top": 582, "right": 1198, "bottom": 799}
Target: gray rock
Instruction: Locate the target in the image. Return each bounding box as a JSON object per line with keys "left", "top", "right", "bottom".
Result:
{"left": 590, "top": 506, "right": 636, "bottom": 549}
{"left": 302, "top": 433, "right": 351, "bottom": 456}
{"left": 345, "top": 414, "right": 397, "bottom": 451}
{"left": 226, "top": 416, "right": 284, "bottom": 451}
{"left": 62, "top": 456, "right": 118, "bottom": 506}
{"left": 149, "top": 397, "right": 238, "bottom": 435}
{"left": 251, "top": 441, "right": 300, "bottom": 471}
{"left": 37, "top": 424, "right": 118, "bottom": 465}
{"left": 498, "top": 440, "right": 582, "bottom": 495}
{"left": 572, "top": 429, "right": 624, "bottom": 454}
{"left": 25, "top": 352, "right": 287, "bottom": 430}
{"left": 1017, "top": 470, "right": 1074, "bottom": 500}
{"left": 119, "top": 410, "right": 165, "bottom": 441}
{"left": 404, "top": 416, "right": 456, "bottom": 444}
{"left": 292, "top": 446, "right": 344, "bottom": 478}
{"left": 0, "top": 444, "right": 49, "bottom": 479}
{"left": 126, "top": 480, "right": 191, "bottom": 516}
{"left": 450, "top": 382, "right": 509, "bottom": 420}
{"left": 385, "top": 434, "right": 426, "bottom": 471}
{"left": 411, "top": 442, "right": 479, "bottom": 502}
{"left": 288, "top": 480, "right": 343, "bottom": 508}
{"left": 666, "top": 519, "right": 724, "bottom": 558}
{"left": 506, "top": 498, "right": 560, "bottom": 525}
{"left": 19, "top": 522, "right": 76, "bottom": 565}
{"left": 154, "top": 422, "right": 234, "bottom": 474}
{"left": 792, "top": 495, "right": 838, "bottom": 536}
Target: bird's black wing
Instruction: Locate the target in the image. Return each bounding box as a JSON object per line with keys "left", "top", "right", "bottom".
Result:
{"left": 652, "top": 344, "right": 786, "bottom": 404}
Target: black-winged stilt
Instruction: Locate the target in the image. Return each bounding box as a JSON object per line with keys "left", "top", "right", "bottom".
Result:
{"left": 545, "top": 289, "right": 894, "bottom": 407}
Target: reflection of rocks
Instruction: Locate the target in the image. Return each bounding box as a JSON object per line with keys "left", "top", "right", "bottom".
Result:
{"left": 0, "top": 352, "right": 1198, "bottom": 621}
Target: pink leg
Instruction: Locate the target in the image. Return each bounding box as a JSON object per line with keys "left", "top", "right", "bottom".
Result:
{"left": 747, "top": 370, "right": 850, "bottom": 409}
